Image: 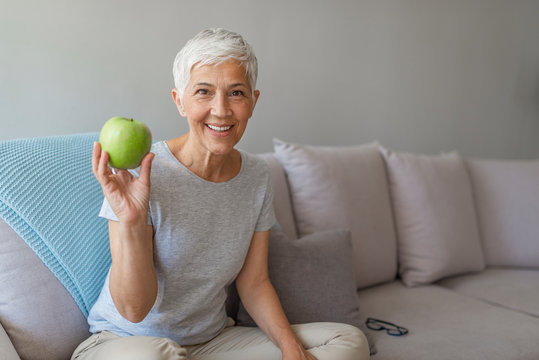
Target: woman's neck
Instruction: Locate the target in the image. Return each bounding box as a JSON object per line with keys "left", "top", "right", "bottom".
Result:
{"left": 166, "top": 134, "right": 241, "bottom": 183}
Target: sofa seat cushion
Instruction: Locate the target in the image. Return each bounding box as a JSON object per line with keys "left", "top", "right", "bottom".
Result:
{"left": 438, "top": 268, "right": 539, "bottom": 318}
{"left": 358, "top": 280, "right": 539, "bottom": 360}
{"left": 273, "top": 139, "right": 397, "bottom": 289}
{"left": 0, "top": 218, "right": 90, "bottom": 360}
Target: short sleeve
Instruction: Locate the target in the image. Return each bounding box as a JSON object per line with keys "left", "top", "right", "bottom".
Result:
{"left": 98, "top": 197, "right": 119, "bottom": 221}
{"left": 255, "top": 173, "right": 276, "bottom": 232}
{"left": 98, "top": 197, "right": 152, "bottom": 225}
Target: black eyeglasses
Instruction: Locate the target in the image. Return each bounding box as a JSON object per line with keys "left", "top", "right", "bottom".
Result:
{"left": 366, "top": 317, "right": 409, "bottom": 336}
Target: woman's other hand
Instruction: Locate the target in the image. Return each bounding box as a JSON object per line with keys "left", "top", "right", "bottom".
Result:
{"left": 281, "top": 341, "right": 318, "bottom": 360}
{"left": 92, "top": 141, "right": 155, "bottom": 224}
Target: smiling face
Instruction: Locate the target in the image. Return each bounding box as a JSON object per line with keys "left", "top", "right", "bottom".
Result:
{"left": 172, "top": 61, "right": 259, "bottom": 157}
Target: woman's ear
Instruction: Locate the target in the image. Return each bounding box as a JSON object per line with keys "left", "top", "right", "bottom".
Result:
{"left": 171, "top": 88, "right": 186, "bottom": 117}
{"left": 251, "top": 90, "right": 260, "bottom": 112}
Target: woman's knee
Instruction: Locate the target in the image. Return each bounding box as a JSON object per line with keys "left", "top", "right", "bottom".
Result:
{"left": 77, "top": 334, "right": 188, "bottom": 360}
{"left": 143, "top": 336, "right": 188, "bottom": 360}
{"left": 336, "top": 323, "right": 370, "bottom": 353}
{"left": 333, "top": 322, "right": 368, "bottom": 344}
{"left": 292, "top": 322, "right": 370, "bottom": 360}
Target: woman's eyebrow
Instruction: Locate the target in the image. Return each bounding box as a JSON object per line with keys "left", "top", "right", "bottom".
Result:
{"left": 194, "top": 82, "right": 214, "bottom": 87}
{"left": 228, "top": 82, "right": 249, "bottom": 89}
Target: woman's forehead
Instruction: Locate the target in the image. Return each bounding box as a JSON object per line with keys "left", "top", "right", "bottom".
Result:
{"left": 189, "top": 61, "right": 249, "bottom": 86}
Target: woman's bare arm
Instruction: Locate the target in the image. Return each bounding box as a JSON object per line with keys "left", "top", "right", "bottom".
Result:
{"left": 108, "top": 220, "right": 156, "bottom": 323}
{"left": 236, "top": 230, "right": 317, "bottom": 360}
{"left": 92, "top": 142, "right": 157, "bottom": 323}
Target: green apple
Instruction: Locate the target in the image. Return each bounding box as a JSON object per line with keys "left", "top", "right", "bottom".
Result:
{"left": 99, "top": 116, "right": 152, "bottom": 169}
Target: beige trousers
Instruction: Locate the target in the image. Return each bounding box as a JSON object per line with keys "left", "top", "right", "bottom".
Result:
{"left": 71, "top": 321, "right": 369, "bottom": 360}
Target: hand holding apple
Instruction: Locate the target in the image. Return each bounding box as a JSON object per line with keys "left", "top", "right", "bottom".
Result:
{"left": 99, "top": 116, "right": 153, "bottom": 169}
{"left": 92, "top": 140, "right": 154, "bottom": 225}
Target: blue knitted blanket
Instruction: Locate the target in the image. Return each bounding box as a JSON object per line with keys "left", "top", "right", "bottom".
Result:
{"left": 0, "top": 133, "right": 110, "bottom": 317}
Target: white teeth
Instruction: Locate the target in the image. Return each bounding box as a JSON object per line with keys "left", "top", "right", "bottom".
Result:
{"left": 207, "top": 124, "right": 232, "bottom": 132}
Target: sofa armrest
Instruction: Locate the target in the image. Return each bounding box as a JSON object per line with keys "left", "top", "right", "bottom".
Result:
{"left": 0, "top": 321, "right": 21, "bottom": 360}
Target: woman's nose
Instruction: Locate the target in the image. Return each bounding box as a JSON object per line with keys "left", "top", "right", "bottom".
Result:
{"left": 211, "top": 93, "right": 232, "bottom": 117}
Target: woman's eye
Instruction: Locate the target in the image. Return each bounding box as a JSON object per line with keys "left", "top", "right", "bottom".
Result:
{"left": 231, "top": 90, "right": 244, "bottom": 97}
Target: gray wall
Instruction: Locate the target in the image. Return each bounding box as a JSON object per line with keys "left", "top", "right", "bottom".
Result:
{"left": 1, "top": 0, "right": 538, "bottom": 159}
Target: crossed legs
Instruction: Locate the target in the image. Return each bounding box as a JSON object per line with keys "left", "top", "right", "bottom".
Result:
{"left": 72, "top": 322, "right": 369, "bottom": 360}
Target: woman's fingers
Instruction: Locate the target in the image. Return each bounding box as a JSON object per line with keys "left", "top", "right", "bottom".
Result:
{"left": 92, "top": 142, "right": 101, "bottom": 176}
{"left": 92, "top": 142, "right": 153, "bottom": 204}
{"left": 138, "top": 152, "right": 155, "bottom": 187}
{"left": 92, "top": 142, "right": 110, "bottom": 185}
{"left": 92, "top": 141, "right": 109, "bottom": 179}
{"left": 97, "top": 147, "right": 112, "bottom": 186}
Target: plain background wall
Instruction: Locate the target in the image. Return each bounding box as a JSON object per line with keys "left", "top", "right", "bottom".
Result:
{"left": 1, "top": 0, "right": 538, "bottom": 159}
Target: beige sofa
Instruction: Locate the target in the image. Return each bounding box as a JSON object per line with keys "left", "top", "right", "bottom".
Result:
{"left": 1, "top": 134, "right": 539, "bottom": 359}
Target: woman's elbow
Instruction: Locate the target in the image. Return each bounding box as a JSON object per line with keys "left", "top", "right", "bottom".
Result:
{"left": 112, "top": 293, "right": 156, "bottom": 323}
{"left": 118, "top": 304, "right": 152, "bottom": 323}
{"left": 236, "top": 273, "right": 270, "bottom": 297}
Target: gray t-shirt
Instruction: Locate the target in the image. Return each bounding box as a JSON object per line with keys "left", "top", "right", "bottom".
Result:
{"left": 87, "top": 141, "right": 276, "bottom": 345}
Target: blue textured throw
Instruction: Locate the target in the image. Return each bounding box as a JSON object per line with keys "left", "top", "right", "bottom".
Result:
{"left": 0, "top": 133, "right": 110, "bottom": 317}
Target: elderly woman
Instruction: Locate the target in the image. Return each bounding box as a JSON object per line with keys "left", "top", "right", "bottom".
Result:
{"left": 72, "top": 28, "right": 369, "bottom": 360}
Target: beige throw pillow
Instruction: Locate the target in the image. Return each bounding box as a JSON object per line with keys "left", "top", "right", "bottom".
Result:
{"left": 466, "top": 159, "right": 539, "bottom": 267}
{"left": 380, "top": 147, "right": 485, "bottom": 286}
{"left": 273, "top": 139, "right": 397, "bottom": 289}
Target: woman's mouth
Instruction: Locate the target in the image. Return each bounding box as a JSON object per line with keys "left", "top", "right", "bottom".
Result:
{"left": 206, "top": 124, "right": 232, "bottom": 132}
{"left": 205, "top": 124, "right": 234, "bottom": 137}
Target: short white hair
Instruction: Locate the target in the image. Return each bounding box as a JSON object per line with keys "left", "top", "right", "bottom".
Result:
{"left": 173, "top": 28, "right": 258, "bottom": 103}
